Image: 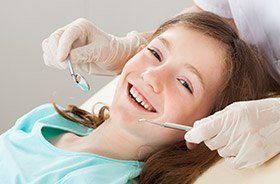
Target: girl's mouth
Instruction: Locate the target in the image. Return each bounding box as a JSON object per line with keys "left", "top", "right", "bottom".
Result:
{"left": 126, "top": 82, "right": 157, "bottom": 113}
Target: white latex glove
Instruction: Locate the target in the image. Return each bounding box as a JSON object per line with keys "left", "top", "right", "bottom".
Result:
{"left": 42, "top": 18, "right": 147, "bottom": 75}
{"left": 184, "top": 97, "right": 280, "bottom": 169}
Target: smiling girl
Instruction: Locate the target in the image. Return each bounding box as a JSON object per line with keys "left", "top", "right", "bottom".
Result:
{"left": 0, "top": 12, "right": 278, "bottom": 184}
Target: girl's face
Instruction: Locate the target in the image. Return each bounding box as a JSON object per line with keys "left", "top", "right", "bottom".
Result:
{"left": 110, "top": 26, "right": 226, "bottom": 148}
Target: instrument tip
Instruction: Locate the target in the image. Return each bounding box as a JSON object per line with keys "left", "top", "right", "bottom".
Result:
{"left": 138, "top": 119, "right": 162, "bottom": 126}
{"left": 138, "top": 118, "right": 147, "bottom": 122}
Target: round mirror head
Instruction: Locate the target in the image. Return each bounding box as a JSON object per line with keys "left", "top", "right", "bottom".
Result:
{"left": 75, "top": 74, "right": 90, "bottom": 91}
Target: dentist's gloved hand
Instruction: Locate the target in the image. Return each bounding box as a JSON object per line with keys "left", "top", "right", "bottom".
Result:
{"left": 42, "top": 18, "right": 147, "bottom": 75}
{"left": 184, "top": 97, "right": 280, "bottom": 169}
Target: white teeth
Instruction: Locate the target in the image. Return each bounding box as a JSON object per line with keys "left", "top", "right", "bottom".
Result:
{"left": 136, "top": 96, "right": 142, "bottom": 103}
{"left": 129, "top": 86, "right": 154, "bottom": 112}
{"left": 131, "top": 87, "right": 138, "bottom": 96}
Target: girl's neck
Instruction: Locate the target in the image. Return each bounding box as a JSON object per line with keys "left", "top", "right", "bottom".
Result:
{"left": 77, "top": 118, "right": 152, "bottom": 161}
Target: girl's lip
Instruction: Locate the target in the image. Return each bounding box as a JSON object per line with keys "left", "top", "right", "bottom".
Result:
{"left": 126, "top": 82, "right": 157, "bottom": 113}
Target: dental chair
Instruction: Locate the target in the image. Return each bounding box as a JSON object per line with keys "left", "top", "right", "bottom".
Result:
{"left": 81, "top": 75, "right": 280, "bottom": 184}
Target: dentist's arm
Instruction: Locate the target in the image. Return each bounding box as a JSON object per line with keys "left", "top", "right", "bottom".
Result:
{"left": 42, "top": 18, "right": 148, "bottom": 75}
{"left": 184, "top": 97, "right": 280, "bottom": 169}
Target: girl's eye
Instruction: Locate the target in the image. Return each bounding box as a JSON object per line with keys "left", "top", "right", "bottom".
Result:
{"left": 147, "top": 47, "right": 162, "bottom": 62}
{"left": 146, "top": 47, "right": 192, "bottom": 94}
{"left": 177, "top": 79, "right": 193, "bottom": 94}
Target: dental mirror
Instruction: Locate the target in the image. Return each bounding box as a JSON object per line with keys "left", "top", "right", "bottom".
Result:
{"left": 66, "top": 56, "right": 91, "bottom": 92}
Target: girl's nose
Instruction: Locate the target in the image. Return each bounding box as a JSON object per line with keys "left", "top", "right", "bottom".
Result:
{"left": 141, "top": 66, "right": 170, "bottom": 93}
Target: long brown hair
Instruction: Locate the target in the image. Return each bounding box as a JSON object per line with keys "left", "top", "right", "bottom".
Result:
{"left": 52, "top": 12, "right": 279, "bottom": 184}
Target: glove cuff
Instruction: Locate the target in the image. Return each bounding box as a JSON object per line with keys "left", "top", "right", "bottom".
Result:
{"left": 126, "top": 30, "right": 148, "bottom": 47}
{"left": 103, "top": 31, "right": 148, "bottom": 74}
{"left": 122, "top": 30, "right": 148, "bottom": 61}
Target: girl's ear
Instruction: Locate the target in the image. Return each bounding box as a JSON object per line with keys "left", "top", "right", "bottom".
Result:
{"left": 136, "top": 44, "right": 146, "bottom": 53}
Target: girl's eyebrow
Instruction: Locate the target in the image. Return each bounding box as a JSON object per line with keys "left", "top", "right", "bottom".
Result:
{"left": 157, "top": 36, "right": 172, "bottom": 51}
{"left": 157, "top": 36, "right": 205, "bottom": 90}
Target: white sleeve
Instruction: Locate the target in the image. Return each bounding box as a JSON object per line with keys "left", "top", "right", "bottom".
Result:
{"left": 193, "top": 0, "right": 232, "bottom": 18}
{"left": 229, "top": 0, "right": 280, "bottom": 84}
{"left": 194, "top": 0, "right": 280, "bottom": 84}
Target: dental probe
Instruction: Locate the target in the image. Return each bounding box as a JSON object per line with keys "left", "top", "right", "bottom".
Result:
{"left": 138, "top": 118, "right": 192, "bottom": 131}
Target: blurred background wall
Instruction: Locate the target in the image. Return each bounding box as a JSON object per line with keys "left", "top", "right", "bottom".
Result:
{"left": 0, "top": 0, "right": 193, "bottom": 133}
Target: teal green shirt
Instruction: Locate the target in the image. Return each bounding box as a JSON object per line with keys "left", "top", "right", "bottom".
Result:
{"left": 0, "top": 103, "right": 144, "bottom": 183}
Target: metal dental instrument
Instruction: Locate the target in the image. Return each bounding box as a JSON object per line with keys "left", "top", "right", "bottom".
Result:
{"left": 66, "top": 56, "right": 91, "bottom": 92}
{"left": 138, "top": 118, "right": 192, "bottom": 131}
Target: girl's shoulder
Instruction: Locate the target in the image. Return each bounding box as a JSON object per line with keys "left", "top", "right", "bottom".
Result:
{"left": 11, "top": 103, "right": 56, "bottom": 132}
{"left": 10, "top": 103, "right": 92, "bottom": 137}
